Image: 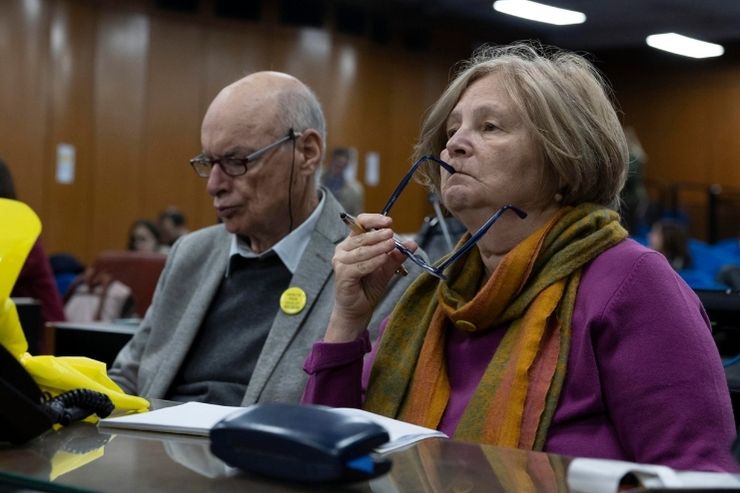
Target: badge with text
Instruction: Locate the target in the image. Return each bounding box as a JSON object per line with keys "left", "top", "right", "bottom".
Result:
{"left": 280, "top": 287, "right": 307, "bottom": 315}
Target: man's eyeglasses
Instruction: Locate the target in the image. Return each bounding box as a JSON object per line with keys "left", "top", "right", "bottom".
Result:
{"left": 383, "top": 155, "right": 527, "bottom": 280}
{"left": 189, "top": 129, "right": 298, "bottom": 178}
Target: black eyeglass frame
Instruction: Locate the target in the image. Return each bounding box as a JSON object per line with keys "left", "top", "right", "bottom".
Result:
{"left": 382, "top": 155, "right": 527, "bottom": 280}
{"left": 189, "top": 129, "right": 299, "bottom": 178}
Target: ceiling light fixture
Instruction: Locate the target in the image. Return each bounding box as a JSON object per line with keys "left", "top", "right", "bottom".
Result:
{"left": 492, "top": 0, "right": 586, "bottom": 26}
{"left": 646, "top": 33, "right": 724, "bottom": 59}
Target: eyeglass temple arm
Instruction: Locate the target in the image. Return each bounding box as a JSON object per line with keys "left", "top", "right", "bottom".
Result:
{"left": 436, "top": 205, "right": 527, "bottom": 271}
{"left": 247, "top": 129, "right": 299, "bottom": 162}
{"left": 381, "top": 155, "right": 456, "bottom": 216}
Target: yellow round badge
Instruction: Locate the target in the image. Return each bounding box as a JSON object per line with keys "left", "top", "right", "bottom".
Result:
{"left": 280, "top": 287, "right": 307, "bottom": 315}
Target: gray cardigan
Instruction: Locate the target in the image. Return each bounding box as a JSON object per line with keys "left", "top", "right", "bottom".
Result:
{"left": 109, "top": 191, "right": 421, "bottom": 405}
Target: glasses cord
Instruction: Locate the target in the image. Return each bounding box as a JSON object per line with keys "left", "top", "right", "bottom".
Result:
{"left": 287, "top": 136, "right": 296, "bottom": 233}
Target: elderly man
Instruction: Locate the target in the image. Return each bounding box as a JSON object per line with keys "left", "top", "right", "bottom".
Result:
{"left": 109, "top": 72, "right": 420, "bottom": 405}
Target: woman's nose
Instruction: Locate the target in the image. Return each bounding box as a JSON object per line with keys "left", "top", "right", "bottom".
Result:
{"left": 445, "top": 129, "right": 471, "bottom": 157}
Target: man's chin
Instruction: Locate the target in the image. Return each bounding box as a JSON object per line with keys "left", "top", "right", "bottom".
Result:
{"left": 221, "top": 220, "right": 241, "bottom": 235}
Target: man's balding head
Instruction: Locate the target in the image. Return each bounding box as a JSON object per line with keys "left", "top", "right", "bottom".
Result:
{"left": 203, "top": 72, "right": 325, "bottom": 151}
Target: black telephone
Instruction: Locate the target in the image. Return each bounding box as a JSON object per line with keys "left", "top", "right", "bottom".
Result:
{"left": 0, "top": 344, "right": 114, "bottom": 444}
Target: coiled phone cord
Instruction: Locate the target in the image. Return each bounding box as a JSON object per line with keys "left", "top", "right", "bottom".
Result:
{"left": 44, "top": 389, "right": 115, "bottom": 426}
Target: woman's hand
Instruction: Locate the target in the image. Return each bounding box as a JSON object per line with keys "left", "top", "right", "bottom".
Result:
{"left": 325, "top": 213, "right": 416, "bottom": 343}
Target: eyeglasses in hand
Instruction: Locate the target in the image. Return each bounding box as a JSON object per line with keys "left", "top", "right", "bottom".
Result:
{"left": 383, "top": 156, "right": 527, "bottom": 280}
{"left": 189, "top": 129, "right": 299, "bottom": 178}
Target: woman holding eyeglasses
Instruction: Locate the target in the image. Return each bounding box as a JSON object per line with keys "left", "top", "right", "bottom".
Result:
{"left": 302, "top": 43, "right": 737, "bottom": 471}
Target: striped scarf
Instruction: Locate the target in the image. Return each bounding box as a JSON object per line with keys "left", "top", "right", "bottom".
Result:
{"left": 364, "top": 204, "right": 627, "bottom": 449}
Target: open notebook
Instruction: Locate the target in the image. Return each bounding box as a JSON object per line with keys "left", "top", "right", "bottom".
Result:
{"left": 98, "top": 402, "right": 447, "bottom": 454}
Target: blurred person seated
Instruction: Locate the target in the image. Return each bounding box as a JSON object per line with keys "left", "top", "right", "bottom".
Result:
{"left": 649, "top": 220, "right": 728, "bottom": 290}
{"left": 320, "top": 147, "right": 364, "bottom": 216}
{"left": 714, "top": 229, "right": 740, "bottom": 291}
{"left": 127, "top": 219, "right": 168, "bottom": 254}
{"left": 49, "top": 253, "right": 86, "bottom": 297}
{"left": 648, "top": 219, "right": 691, "bottom": 270}
{"left": 302, "top": 43, "right": 737, "bottom": 471}
{"left": 620, "top": 126, "right": 649, "bottom": 236}
{"left": 718, "top": 265, "right": 740, "bottom": 291}
{"left": 0, "top": 158, "right": 65, "bottom": 326}
{"left": 108, "top": 71, "right": 420, "bottom": 407}
{"left": 158, "top": 206, "right": 189, "bottom": 246}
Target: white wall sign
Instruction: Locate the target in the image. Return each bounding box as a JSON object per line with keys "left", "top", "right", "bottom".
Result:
{"left": 56, "top": 143, "right": 76, "bottom": 184}
{"left": 364, "top": 151, "right": 380, "bottom": 187}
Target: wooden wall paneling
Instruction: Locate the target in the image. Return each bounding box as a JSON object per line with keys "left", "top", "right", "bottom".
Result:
{"left": 0, "top": 0, "right": 50, "bottom": 215}
{"left": 321, "top": 39, "right": 361, "bottom": 152}
{"left": 386, "top": 53, "right": 450, "bottom": 234}
{"left": 139, "top": 16, "right": 204, "bottom": 237}
{"left": 271, "top": 27, "right": 334, "bottom": 102}
{"left": 90, "top": 7, "right": 149, "bottom": 256}
{"left": 202, "top": 20, "right": 272, "bottom": 101}
{"left": 351, "top": 44, "right": 394, "bottom": 215}
{"left": 616, "top": 81, "right": 663, "bottom": 184}
{"left": 706, "top": 69, "right": 740, "bottom": 188}
{"left": 44, "top": 0, "right": 96, "bottom": 261}
{"left": 320, "top": 37, "right": 375, "bottom": 216}
{"left": 620, "top": 77, "right": 710, "bottom": 187}
{"left": 652, "top": 82, "right": 712, "bottom": 185}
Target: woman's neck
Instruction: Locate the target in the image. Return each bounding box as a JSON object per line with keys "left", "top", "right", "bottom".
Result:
{"left": 473, "top": 205, "right": 561, "bottom": 279}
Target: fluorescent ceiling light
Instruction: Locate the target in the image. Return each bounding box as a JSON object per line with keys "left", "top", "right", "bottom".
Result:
{"left": 646, "top": 33, "right": 724, "bottom": 59}
{"left": 492, "top": 0, "right": 586, "bottom": 26}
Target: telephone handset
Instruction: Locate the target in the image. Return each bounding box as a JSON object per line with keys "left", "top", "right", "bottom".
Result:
{"left": 0, "top": 344, "right": 114, "bottom": 444}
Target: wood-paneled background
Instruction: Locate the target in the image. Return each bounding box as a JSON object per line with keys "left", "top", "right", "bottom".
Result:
{"left": 2, "top": 0, "right": 740, "bottom": 263}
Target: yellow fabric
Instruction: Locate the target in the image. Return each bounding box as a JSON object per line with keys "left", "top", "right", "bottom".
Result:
{"left": 0, "top": 198, "right": 149, "bottom": 416}
{"left": 0, "top": 199, "right": 41, "bottom": 300}
{"left": 365, "top": 204, "right": 627, "bottom": 449}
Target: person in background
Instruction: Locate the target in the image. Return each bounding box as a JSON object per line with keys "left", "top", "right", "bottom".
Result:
{"left": 648, "top": 219, "right": 728, "bottom": 290}
{"left": 620, "top": 126, "right": 649, "bottom": 236}
{"left": 109, "top": 72, "right": 420, "bottom": 406}
{"left": 0, "top": 159, "right": 65, "bottom": 328}
{"left": 158, "top": 206, "right": 189, "bottom": 247}
{"left": 302, "top": 43, "right": 737, "bottom": 471}
{"left": 648, "top": 219, "right": 691, "bottom": 270}
{"left": 321, "top": 147, "right": 364, "bottom": 216}
{"left": 127, "top": 219, "right": 167, "bottom": 254}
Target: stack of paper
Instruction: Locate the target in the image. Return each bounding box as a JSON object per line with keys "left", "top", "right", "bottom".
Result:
{"left": 99, "top": 402, "right": 446, "bottom": 454}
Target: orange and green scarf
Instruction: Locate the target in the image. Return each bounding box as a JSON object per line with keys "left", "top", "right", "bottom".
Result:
{"left": 364, "top": 203, "right": 627, "bottom": 449}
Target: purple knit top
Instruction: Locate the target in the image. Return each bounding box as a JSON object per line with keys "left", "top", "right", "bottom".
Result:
{"left": 302, "top": 239, "right": 739, "bottom": 472}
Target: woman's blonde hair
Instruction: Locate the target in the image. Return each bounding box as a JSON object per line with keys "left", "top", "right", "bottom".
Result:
{"left": 414, "top": 42, "right": 628, "bottom": 210}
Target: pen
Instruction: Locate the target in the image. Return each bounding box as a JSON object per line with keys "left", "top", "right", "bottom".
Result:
{"left": 339, "top": 213, "right": 409, "bottom": 277}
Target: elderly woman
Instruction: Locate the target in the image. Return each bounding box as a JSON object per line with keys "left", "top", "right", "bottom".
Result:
{"left": 302, "top": 43, "right": 737, "bottom": 471}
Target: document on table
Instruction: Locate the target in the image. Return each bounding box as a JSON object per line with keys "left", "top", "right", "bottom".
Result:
{"left": 567, "top": 457, "right": 740, "bottom": 493}
{"left": 333, "top": 407, "right": 447, "bottom": 453}
{"left": 99, "top": 402, "right": 240, "bottom": 436}
{"left": 99, "top": 402, "right": 447, "bottom": 453}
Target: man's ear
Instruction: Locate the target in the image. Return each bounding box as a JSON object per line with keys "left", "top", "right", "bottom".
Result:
{"left": 296, "top": 129, "right": 322, "bottom": 175}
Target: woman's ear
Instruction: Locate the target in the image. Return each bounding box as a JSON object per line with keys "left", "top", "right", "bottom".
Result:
{"left": 296, "top": 129, "right": 322, "bottom": 175}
